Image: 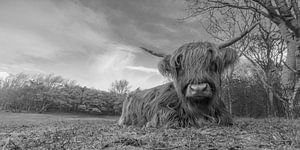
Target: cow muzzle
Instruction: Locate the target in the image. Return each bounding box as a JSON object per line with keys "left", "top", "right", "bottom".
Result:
{"left": 185, "top": 83, "right": 213, "bottom": 98}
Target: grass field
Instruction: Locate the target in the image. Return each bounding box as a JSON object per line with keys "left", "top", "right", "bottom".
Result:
{"left": 0, "top": 112, "right": 299, "bottom": 150}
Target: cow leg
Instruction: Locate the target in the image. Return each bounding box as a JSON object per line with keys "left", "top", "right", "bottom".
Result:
{"left": 118, "top": 97, "right": 132, "bottom": 126}
{"left": 145, "top": 113, "right": 159, "bottom": 127}
{"left": 214, "top": 100, "right": 233, "bottom": 126}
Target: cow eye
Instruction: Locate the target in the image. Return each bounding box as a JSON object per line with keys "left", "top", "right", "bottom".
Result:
{"left": 175, "top": 55, "right": 182, "bottom": 68}
{"left": 208, "top": 48, "right": 214, "bottom": 54}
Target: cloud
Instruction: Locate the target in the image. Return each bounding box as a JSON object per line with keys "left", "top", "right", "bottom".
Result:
{"left": 88, "top": 46, "right": 165, "bottom": 90}
{"left": 0, "top": 0, "right": 207, "bottom": 90}
{"left": 0, "top": 27, "right": 60, "bottom": 61}
{"left": 126, "top": 66, "right": 159, "bottom": 74}
{"left": 0, "top": 72, "right": 9, "bottom": 79}
{"left": 0, "top": 0, "right": 113, "bottom": 64}
{"left": 0, "top": 0, "right": 123, "bottom": 87}
{"left": 92, "top": 49, "right": 135, "bottom": 74}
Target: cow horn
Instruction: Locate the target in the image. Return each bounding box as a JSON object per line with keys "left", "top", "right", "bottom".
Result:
{"left": 140, "top": 47, "right": 167, "bottom": 57}
{"left": 218, "top": 22, "right": 259, "bottom": 49}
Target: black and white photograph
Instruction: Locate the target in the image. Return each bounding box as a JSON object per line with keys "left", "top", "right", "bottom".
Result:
{"left": 0, "top": 0, "right": 299, "bottom": 149}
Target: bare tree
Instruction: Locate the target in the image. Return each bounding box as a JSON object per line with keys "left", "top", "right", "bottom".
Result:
{"left": 110, "top": 80, "right": 130, "bottom": 96}
{"left": 241, "top": 21, "right": 287, "bottom": 116}
{"left": 185, "top": 0, "right": 300, "bottom": 118}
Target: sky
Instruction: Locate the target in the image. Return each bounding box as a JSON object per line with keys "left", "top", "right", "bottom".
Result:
{"left": 0, "top": 0, "right": 211, "bottom": 90}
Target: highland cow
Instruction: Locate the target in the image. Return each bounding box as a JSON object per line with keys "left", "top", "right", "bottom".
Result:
{"left": 119, "top": 24, "right": 258, "bottom": 128}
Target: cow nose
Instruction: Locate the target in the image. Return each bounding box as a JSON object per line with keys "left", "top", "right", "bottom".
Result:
{"left": 190, "top": 83, "right": 209, "bottom": 92}
{"left": 185, "top": 83, "right": 212, "bottom": 97}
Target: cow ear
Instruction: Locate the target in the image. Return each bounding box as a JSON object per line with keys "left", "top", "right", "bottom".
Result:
{"left": 218, "top": 48, "right": 238, "bottom": 72}
{"left": 158, "top": 55, "right": 175, "bottom": 77}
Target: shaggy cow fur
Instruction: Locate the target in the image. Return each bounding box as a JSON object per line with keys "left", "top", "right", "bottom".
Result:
{"left": 119, "top": 42, "right": 238, "bottom": 128}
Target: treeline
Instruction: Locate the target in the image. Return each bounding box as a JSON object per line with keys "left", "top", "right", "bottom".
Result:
{"left": 222, "top": 60, "right": 299, "bottom": 118}
{"left": 0, "top": 73, "right": 125, "bottom": 115}
{"left": 222, "top": 71, "right": 286, "bottom": 118}
{"left": 0, "top": 70, "right": 298, "bottom": 118}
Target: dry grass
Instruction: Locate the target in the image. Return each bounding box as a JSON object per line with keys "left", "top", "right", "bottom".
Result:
{"left": 0, "top": 112, "right": 299, "bottom": 150}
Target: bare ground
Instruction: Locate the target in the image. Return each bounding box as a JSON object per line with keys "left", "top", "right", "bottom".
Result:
{"left": 0, "top": 112, "right": 299, "bottom": 150}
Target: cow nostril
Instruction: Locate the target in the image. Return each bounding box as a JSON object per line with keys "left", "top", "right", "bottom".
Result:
{"left": 202, "top": 84, "right": 208, "bottom": 91}
{"left": 190, "top": 85, "right": 196, "bottom": 91}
